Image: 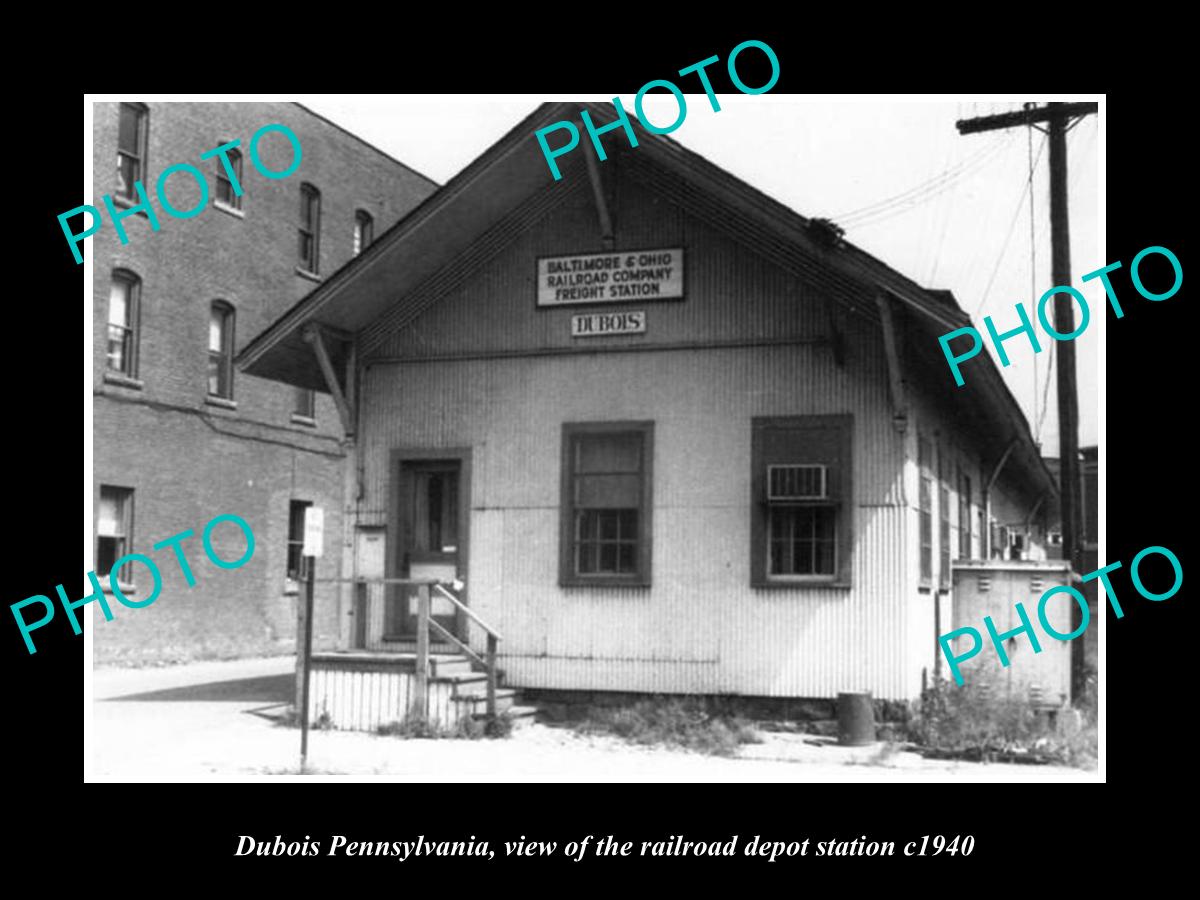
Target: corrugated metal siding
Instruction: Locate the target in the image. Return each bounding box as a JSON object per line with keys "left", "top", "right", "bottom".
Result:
{"left": 346, "top": 152, "right": 932, "bottom": 701}
{"left": 355, "top": 331, "right": 917, "bottom": 700}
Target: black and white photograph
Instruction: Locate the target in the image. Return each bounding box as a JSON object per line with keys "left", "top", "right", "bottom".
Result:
{"left": 77, "top": 94, "right": 1111, "bottom": 785}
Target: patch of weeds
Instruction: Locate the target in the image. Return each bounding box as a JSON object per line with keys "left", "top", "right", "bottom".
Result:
{"left": 908, "top": 663, "right": 1097, "bottom": 769}
{"left": 572, "top": 696, "right": 763, "bottom": 757}
{"left": 377, "top": 714, "right": 444, "bottom": 739}
{"left": 375, "top": 712, "right": 516, "bottom": 741}
{"left": 484, "top": 712, "right": 516, "bottom": 739}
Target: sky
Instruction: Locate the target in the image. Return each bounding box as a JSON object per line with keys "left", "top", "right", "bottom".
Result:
{"left": 299, "top": 94, "right": 1101, "bottom": 453}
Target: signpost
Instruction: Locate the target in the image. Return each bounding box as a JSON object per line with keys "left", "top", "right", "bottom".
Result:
{"left": 298, "top": 506, "right": 323, "bottom": 771}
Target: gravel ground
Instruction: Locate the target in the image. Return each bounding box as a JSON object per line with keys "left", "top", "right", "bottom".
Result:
{"left": 88, "top": 656, "right": 1100, "bottom": 783}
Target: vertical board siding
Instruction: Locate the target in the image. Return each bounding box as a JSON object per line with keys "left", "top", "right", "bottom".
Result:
{"left": 309, "top": 665, "right": 468, "bottom": 732}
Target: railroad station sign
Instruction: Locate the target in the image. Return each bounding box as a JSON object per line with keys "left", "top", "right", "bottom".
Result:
{"left": 537, "top": 248, "right": 684, "bottom": 306}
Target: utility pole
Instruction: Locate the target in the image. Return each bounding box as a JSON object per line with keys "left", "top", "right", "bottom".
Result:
{"left": 957, "top": 101, "right": 1097, "bottom": 699}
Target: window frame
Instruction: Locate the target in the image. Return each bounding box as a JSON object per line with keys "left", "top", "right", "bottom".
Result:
{"left": 918, "top": 434, "right": 934, "bottom": 588}
{"left": 106, "top": 269, "right": 141, "bottom": 378}
{"left": 751, "top": 414, "right": 854, "bottom": 589}
{"left": 298, "top": 183, "right": 321, "bottom": 274}
{"left": 214, "top": 146, "right": 243, "bottom": 211}
{"left": 957, "top": 463, "right": 972, "bottom": 560}
{"left": 207, "top": 301, "right": 236, "bottom": 400}
{"left": 559, "top": 421, "right": 654, "bottom": 588}
{"left": 938, "top": 442, "right": 952, "bottom": 590}
{"left": 116, "top": 102, "right": 148, "bottom": 201}
{"left": 354, "top": 209, "right": 374, "bottom": 256}
{"left": 97, "top": 485, "right": 135, "bottom": 589}
{"left": 293, "top": 386, "right": 316, "bottom": 422}
{"left": 286, "top": 499, "right": 313, "bottom": 587}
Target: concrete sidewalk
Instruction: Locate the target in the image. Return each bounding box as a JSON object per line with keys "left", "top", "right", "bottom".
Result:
{"left": 88, "top": 657, "right": 1100, "bottom": 783}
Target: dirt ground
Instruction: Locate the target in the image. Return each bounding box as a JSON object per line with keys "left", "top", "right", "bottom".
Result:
{"left": 88, "top": 656, "right": 1100, "bottom": 782}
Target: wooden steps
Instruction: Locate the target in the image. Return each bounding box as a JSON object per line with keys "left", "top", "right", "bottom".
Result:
{"left": 309, "top": 649, "right": 534, "bottom": 731}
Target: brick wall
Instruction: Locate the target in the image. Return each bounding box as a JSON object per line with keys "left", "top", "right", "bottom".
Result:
{"left": 90, "top": 101, "right": 437, "bottom": 663}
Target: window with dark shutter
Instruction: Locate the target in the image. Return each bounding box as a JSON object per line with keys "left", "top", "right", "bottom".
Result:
{"left": 751, "top": 415, "right": 853, "bottom": 588}
{"left": 560, "top": 422, "right": 653, "bottom": 586}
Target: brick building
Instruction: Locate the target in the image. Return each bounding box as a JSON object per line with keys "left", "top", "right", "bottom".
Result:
{"left": 91, "top": 101, "right": 437, "bottom": 663}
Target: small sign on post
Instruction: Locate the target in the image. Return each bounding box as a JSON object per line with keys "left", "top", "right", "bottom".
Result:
{"left": 302, "top": 506, "right": 324, "bottom": 558}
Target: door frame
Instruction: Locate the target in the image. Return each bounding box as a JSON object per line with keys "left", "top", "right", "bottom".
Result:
{"left": 387, "top": 446, "right": 472, "bottom": 643}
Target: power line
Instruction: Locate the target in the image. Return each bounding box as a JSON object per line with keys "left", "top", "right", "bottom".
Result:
{"left": 972, "top": 131, "right": 1048, "bottom": 319}
{"left": 834, "top": 134, "right": 1010, "bottom": 226}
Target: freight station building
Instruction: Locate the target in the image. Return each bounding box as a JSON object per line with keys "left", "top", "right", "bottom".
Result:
{"left": 239, "top": 102, "right": 1060, "bottom": 720}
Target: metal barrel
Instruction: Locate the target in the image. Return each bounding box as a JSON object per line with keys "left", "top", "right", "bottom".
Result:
{"left": 837, "top": 691, "right": 876, "bottom": 746}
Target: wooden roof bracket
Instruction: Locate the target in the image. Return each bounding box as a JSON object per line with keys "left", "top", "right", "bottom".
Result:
{"left": 584, "top": 143, "right": 615, "bottom": 250}
{"left": 875, "top": 292, "right": 908, "bottom": 433}
{"left": 302, "top": 323, "right": 355, "bottom": 438}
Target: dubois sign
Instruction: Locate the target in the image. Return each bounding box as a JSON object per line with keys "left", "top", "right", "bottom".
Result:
{"left": 537, "top": 248, "right": 684, "bottom": 306}
{"left": 571, "top": 310, "right": 646, "bottom": 337}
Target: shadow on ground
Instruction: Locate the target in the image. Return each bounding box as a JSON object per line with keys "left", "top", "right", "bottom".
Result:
{"left": 103, "top": 674, "right": 293, "bottom": 703}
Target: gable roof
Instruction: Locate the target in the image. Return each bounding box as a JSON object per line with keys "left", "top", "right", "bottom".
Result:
{"left": 237, "top": 101, "right": 1056, "bottom": 500}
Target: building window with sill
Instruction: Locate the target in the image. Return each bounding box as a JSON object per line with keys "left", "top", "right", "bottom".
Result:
{"left": 286, "top": 499, "right": 312, "bottom": 586}
{"left": 116, "top": 102, "right": 148, "bottom": 200}
{"left": 215, "top": 147, "right": 243, "bottom": 210}
{"left": 353, "top": 209, "right": 374, "bottom": 256}
{"left": 957, "top": 464, "right": 973, "bottom": 560}
{"left": 294, "top": 387, "right": 315, "bottom": 420}
{"left": 107, "top": 269, "right": 141, "bottom": 377}
{"left": 751, "top": 415, "right": 853, "bottom": 587}
{"left": 98, "top": 486, "right": 134, "bottom": 586}
{"left": 918, "top": 434, "right": 933, "bottom": 587}
{"left": 208, "top": 301, "right": 235, "bottom": 400}
{"left": 938, "top": 443, "right": 952, "bottom": 590}
{"left": 559, "top": 422, "right": 653, "bottom": 586}
{"left": 298, "top": 183, "right": 321, "bottom": 274}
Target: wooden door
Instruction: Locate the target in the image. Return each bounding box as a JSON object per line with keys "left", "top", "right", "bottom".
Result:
{"left": 387, "top": 460, "right": 462, "bottom": 639}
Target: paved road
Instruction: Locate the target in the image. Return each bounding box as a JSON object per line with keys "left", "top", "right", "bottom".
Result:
{"left": 89, "top": 657, "right": 1100, "bottom": 782}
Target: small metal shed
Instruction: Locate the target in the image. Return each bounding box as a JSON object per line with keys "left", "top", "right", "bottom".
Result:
{"left": 950, "top": 560, "right": 1073, "bottom": 709}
